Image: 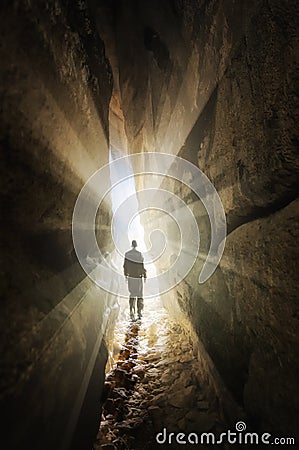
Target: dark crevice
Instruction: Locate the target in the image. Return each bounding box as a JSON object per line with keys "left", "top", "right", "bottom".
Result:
{"left": 227, "top": 191, "right": 298, "bottom": 235}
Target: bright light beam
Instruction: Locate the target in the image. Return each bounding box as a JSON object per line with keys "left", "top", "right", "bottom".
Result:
{"left": 109, "top": 148, "right": 159, "bottom": 293}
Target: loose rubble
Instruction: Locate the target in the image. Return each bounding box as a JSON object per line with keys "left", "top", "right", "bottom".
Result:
{"left": 93, "top": 298, "right": 228, "bottom": 449}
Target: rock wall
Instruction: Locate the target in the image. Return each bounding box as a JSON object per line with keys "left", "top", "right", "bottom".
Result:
{"left": 118, "top": 0, "right": 299, "bottom": 439}
{"left": 107, "top": 0, "right": 257, "bottom": 155}
{"left": 0, "top": 2, "right": 116, "bottom": 449}
{"left": 161, "top": 0, "right": 298, "bottom": 439}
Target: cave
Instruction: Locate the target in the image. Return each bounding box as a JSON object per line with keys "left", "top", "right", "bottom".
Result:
{"left": 1, "top": 1, "right": 298, "bottom": 449}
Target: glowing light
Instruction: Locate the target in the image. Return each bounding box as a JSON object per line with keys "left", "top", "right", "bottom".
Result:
{"left": 108, "top": 148, "right": 159, "bottom": 292}
{"left": 109, "top": 147, "right": 147, "bottom": 251}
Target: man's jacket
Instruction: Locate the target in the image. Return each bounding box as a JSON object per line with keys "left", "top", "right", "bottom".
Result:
{"left": 123, "top": 248, "right": 146, "bottom": 278}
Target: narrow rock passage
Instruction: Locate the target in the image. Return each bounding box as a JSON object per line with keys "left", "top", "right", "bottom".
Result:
{"left": 93, "top": 298, "right": 228, "bottom": 449}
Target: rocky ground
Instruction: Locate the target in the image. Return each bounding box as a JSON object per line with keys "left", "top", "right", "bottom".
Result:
{"left": 93, "top": 297, "right": 229, "bottom": 449}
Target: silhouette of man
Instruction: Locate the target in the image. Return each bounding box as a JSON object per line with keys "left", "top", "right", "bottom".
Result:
{"left": 123, "top": 240, "right": 146, "bottom": 319}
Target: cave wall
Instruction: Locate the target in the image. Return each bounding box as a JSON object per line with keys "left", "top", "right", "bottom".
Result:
{"left": 0, "top": 2, "right": 115, "bottom": 449}
{"left": 176, "top": 0, "right": 299, "bottom": 437}
{"left": 113, "top": 0, "right": 299, "bottom": 438}
{"left": 172, "top": 0, "right": 298, "bottom": 438}
{"left": 108, "top": 0, "right": 257, "bottom": 155}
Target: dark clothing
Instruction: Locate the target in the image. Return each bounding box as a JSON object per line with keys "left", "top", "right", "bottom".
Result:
{"left": 128, "top": 277, "right": 143, "bottom": 297}
{"left": 124, "top": 248, "right": 146, "bottom": 318}
{"left": 123, "top": 248, "right": 146, "bottom": 278}
{"left": 129, "top": 297, "right": 143, "bottom": 315}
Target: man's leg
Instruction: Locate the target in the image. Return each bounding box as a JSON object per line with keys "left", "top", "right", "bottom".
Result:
{"left": 129, "top": 297, "right": 136, "bottom": 318}
{"left": 137, "top": 298, "right": 144, "bottom": 319}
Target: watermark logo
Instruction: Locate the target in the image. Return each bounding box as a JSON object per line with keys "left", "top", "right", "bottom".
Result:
{"left": 236, "top": 420, "right": 247, "bottom": 432}
{"left": 72, "top": 153, "right": 227, "bottom": 297}
{"left": 156, "top": 422, "right": 296, "bottom": 446}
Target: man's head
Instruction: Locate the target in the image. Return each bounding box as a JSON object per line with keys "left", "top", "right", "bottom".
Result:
{"left": 132, "top": 240, "right": 137, "bottom": 248}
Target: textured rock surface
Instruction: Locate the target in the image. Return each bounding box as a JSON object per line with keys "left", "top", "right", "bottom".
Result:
{"left": 129, "top": 0, "right": 299, "bottom": 441}
{"left": 0, "top": 2, "right": 114, "bottom": 450}
{"left": 153, "top": 0, "right": 298, "bottom": 441}
{"left": 180, "top": 1, "right": 299, "bottom": 232}
{"left": 94, "top": 298, "right": 232, "bottom": 450}
{"left": 103, "top": 0, "right": 258, "bottom": 155}
{"left": 179, "top": 200, "right": 299, "bottom": 434}
{"left": 175, "top": 0, "right": 299, "bottom": 438}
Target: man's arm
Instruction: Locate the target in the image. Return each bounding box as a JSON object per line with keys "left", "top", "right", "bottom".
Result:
{"left": 141, "top": 256, "right": 146, "bottom": 279}
{"left": 123, "top": 258, "right": 129, "bottom": 278}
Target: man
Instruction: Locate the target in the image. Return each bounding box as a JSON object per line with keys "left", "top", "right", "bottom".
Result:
{"left": 123, "top": 240, "right": 146, "bottom": 319}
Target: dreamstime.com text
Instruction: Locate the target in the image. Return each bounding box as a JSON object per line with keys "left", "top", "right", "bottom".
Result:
{"left": 156, "top": 422, "right": 296, "bottom": 446}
